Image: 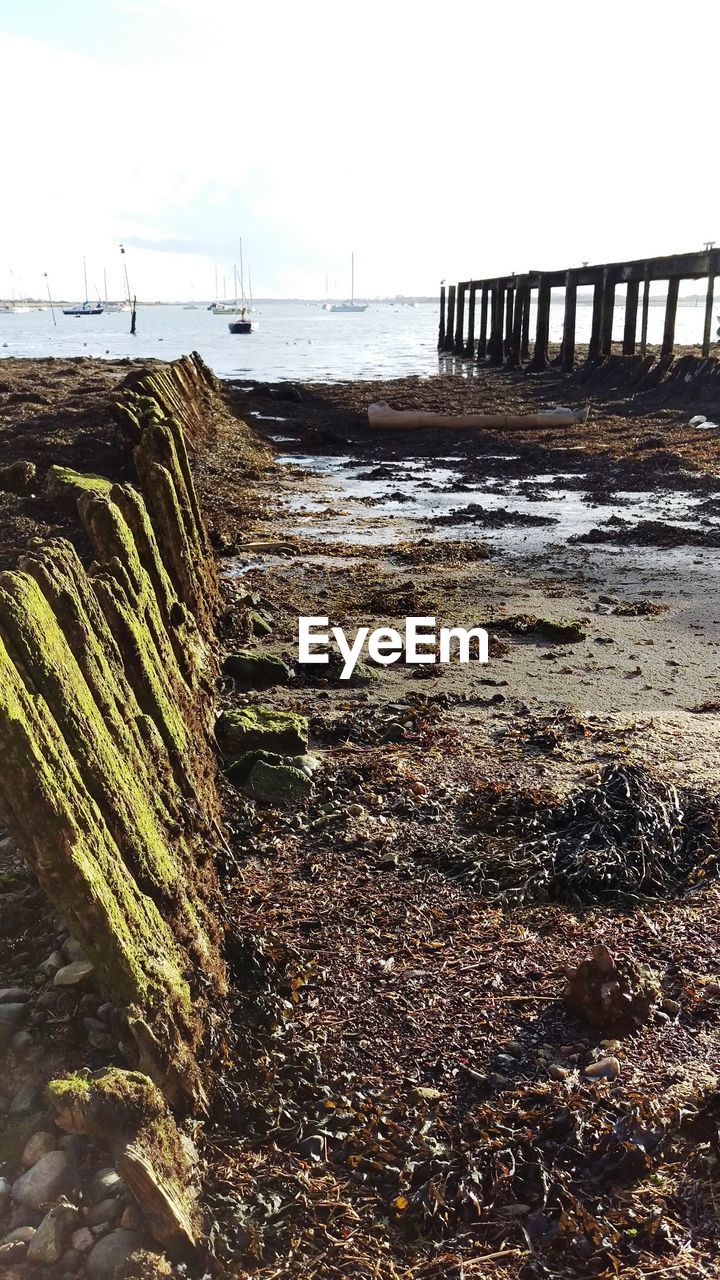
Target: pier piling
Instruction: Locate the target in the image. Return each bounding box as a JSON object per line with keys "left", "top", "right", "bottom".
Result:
{"left": 442, "top": 249, "right": 719, "bottom": 372}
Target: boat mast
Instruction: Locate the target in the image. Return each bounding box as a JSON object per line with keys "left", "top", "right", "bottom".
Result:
{"left": 103, "top": 268, "right": 108, "bottom": 305}
{"left": 351, "top": 253, "right": 354, "bottom": 305}
{"left": 233, "top": 264, "right": 238, "bottom": 308}
{"left": 83, "top": 257, "right": 88, "bottom": 305}
{"left": 239, "top": 238, "right": 246, "bottom": 307}
{"left": 248, "top": 269, "right": 253, "bottom": 310}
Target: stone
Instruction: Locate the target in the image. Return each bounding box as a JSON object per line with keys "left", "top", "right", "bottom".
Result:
{"left": 6, "top": 1204, "right": 43, "bottom": 1231}
{"left": 70, "top": 1226, "right": 95, "bottom": 1252}
{"left": 585, "top": 1055, "right": 620, "bottom": 1081}
{"left": 21, "top": 1131, "right": 57, "bottom": 1167}
{"left": 84, "top": 1197, "right": 122, "bottom": 1228}
{"left": 0, "top": 1176, "right": 10, "bottom": 1211}
{"left": 26, "top": 1204, "right": 79, "bottom": 1265}
{"left": 87, "top": 1168, "right": 125, "bottom": 1205}
{"left": 217, "top": 706, "right": 308, "bottom": 760}
{"left": 8, "top": 1084, "right": 39, "bottom": 1115}
{"left": 222, "top": 650, "right": 291, "bottom": 686}
{"left": 12, "top": 1150, "right": 75, "bottom": 1210}
{"left": 53, "top": 960, "right": 95, "bottom": 987}
{"left": 2, "top": 1226, "right": 37, "bottom": 1245}
{"left": 0, "top": 1005, "right": 26, "bottom": 1025}
{"left": 246, "top": 759, "right": 313, "bottom": 806}
{"left": 62, "top": 1248, "right": 83, "bottom": 1272}
{"left": 11, "top": 1031, "right": 33, "bottom": 1053}
{"left": 86, "top": 1229, "right": 143, "bottom": 1279}
{"left": 119, "top": 1203, "right": 144, "bottom": 1231}
{"left": 61, "top": 938, "right": 87, "bottom": 963}
{"left": 39, "top": 950, "right": 65, "bottom": 976}
{"left": 0, "top": 1239, "right": 29, "bottom": 1263}
{"left": 0, "top": 988, "right": 29, "bottom": 1004}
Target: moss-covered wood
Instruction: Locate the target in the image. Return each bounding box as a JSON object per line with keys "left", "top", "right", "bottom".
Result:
{"left": 0, "top": 356, "right": 227, "bottom": 1110}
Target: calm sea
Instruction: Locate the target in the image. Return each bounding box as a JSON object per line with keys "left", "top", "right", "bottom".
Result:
{"left": 0, "top": 298, "right": 714, "bottom": 383}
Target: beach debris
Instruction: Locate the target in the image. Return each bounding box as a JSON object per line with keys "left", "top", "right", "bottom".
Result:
{"left": 449, "top": 764, "right": 720, "bottom": 904}
{"left": 222, "top": 649, "right": 291, "bottom": 686}
{"left": 367, "top": 401, "right": 589, "bottom": 429}
{"left": 0, "top": 460, "right": 36, "bottom": 495}
{"left": 564, "top": 944, "right": 660, "bottom": 1032}
{"left": 493, "top": 614, "right": 586, "bottom": 643}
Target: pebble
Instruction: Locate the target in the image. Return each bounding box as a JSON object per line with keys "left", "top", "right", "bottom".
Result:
{"left": 0, "top": 1005, "right": 27, "bottom": 1025}
{"left": 501, "top": 1041, "right": 524, "bottom": 1058}
{"left": 12, "top": 1150, "right": 75, "bottom": 1210}
{"left": 0, "top": 988, "right": 29, "bottom": 1004}
{"left": 62, "top": 1247, "right": 83, "bottom": 1272}
{"left": 119, "top": 1203, "right": 144, "bottom": 1231}
{"left": 21, "top": 1131, "right": 57, "bottom": 1167}
{"left": 61, "top": 938, "right": 87, "bottom": 963}
{"left": 661, "top": 997, "right": 681, "bottom": 1015}
{"left": 585, "top": 1055, "right": 620, "bottom": 1081}
{"left": 86, "top": 1229, "right": 143, "bottom": 1278}
{"left": 9, "top": 1083, "right": 39, "bottom": 1114}
{"left": 84, "top": 1197, "right": 122, "bottom": 1228}
{"left": 26, "top": 1204, "right": 79, "bottom": 1265}
{"left": 0, "top": 1239, "right": 29, "bottom": 1262}
{"left": 0, "top": 1177, "right": 10, "bottom": 1211}
{"left": 11, "top": 1031, "right": 33, "bottom": 1052}
{"left": 53, "top": 960, "right": 94, "bottom": 987}
{"left": 87, "top": 1168, "right": 124, "bottom": 1205}
{"left": 70, "top": 1226, "right": 95, "bottom": 1252}
{"left": 2, "top": 1226, "right": 37, "bottom": 1245}
{"left": 548, "top": 1064, "right": 570, "bottom": 1080}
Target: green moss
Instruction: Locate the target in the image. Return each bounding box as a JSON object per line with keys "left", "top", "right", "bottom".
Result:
{"left": 47, "top": 466, "right": 113, "bottom": 506}
{"left": 216, "top": 706, "right": 308, "bottom": 760}
{"left": 222, "top": 649, "right": 290, "bottom": 686}
{"left": 250, "top": 611, "right": 272, "bottom": 637}
{"left": 245, "top": 759, "right": 312, "bottom": 806}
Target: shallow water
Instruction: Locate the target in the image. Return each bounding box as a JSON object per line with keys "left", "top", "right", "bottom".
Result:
{"left": 0, "top": 297, "right": 714, "bottom": 384}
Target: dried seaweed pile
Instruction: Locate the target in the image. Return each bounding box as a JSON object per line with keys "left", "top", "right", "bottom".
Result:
{"left": 454, "top": 765, "right": 720, "bottom": 905}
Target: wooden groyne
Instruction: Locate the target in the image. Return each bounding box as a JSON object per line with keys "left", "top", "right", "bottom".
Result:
{"left": 439, "top": 249, "right": 719, "bottom": 374}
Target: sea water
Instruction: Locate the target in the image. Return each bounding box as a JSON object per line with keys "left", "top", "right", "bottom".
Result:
{"left": 0, "top": 298, "right": 714, "bottom": 383}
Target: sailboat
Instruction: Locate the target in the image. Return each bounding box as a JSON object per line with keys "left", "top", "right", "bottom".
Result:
{"left": 328, "top": 254, "right": 368, "bottom": 313}
{"left": 226, "top": 240, "right": 258, "bottom": 333}
{"left": 63, "top": 259, "right": 104, "bottom": 316}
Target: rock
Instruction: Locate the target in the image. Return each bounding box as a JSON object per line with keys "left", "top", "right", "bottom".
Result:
{"left": 119, "top": 1203, "right": 144, "bottom": 1231}
{"left": 53, "top": 960, "right": 94, "bottom": 987}
{"left": 87, "top": 1168, "right": 125, "bottom": 1205}
{"left": 61, "top": 1247, "right": 83, "bottom": 1272}
{"left": 8, "top": 1084, "right": 39, "bottom": 1115}
{"left": 0, "top": 1005, "right": 26, "bottom": 1025}
{"left": 0, "top": 460, "right": 36, "bottom": 495}
{"left": 86, "top": 1229, "right": 143, "bottom": 1279}
{"left": 246, "top": 759, "right": 313, "bottom": 806}
{"left": 500, "top": 1041, "right": 524, "bottom": 1058}
{"left": 217, "top": 706, "right": 308, "bottom": 759}
{"left": 2, "top": 1226, "right": 37, "bottom": 1245}
{"left": 548, "top": 1064, "right": 570, "bottom": 1080}
{"left": 0, "top": 1176, "right": 10, "bottom": 1212}
{"left": 26, "top": 1204, "right": 79, "bottom": 1265}
{"left": 39, "top": 950, "right": 65, "bottom": 976}
{"left": 6, "top": 1205, "right": 43, "bottom": 1230}
{"left": 61, "top": 938, "right": 87, "bottom": 963}
{"left": 12, "top": 1150, "right": 75, "bottom": 1210}
{"left": 21, "top": 1131, "right": 57, "bottom": 1167}
{"left": 11, "top": 1031, "right": 33, "bottom": 1053}
{"left": 661, "top": 997, "right": 681, "bottom": 1015}
{"left": 0, "top": 988, "right": 29, "bottom": 1004}
{"left": 70, "top": 1226, "right": 95, "bottom": 1252}
{"left": 84, "top": 1197, "right": 122, "bottom": 1228}
{"left": 0, "top": 1239, "right": 29, "bottom": 1263}
{"left": 0, "top": 1024, "right": 13, "bottom": 1052}
{"left": 222, "top": 650, "right": 291, "bottom": 686}
{"left": 249, "top": 611, "right": 272, "bottom": 637}
{"left": 585, "top": 1055, "right": 620, "bottom": 1081}
{"left": 563, "top": 944, "right": 660, "bottom": 1033}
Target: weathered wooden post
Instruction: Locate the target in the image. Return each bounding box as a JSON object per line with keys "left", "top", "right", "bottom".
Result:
{"left": 438, "top": 283, "right": 446, "bottom": 351}
{"left": 640, "top": 269, "right": 651, "bottom": 355}
{"left": 454, "top": 283, "right": 467, "bottom": 355}
{"left": 529, "top": 274, "right": 551, "bottom": 371}
{"left": 464, "top": 284, "right": 477, "bottom": 357}
{"left": 600, "top": 267, "right": 615, "bottom": 357}
{"left": 476, "top": 287, "right": 489, "bottom": 362}
{"left": 561, "top": 269, "right": 578, "bottom": 372}
{"left": 521, "top": 288, "right": 531, "bottom": 359}
{"left": 661, "top": 277, "right": 680, "bottom": 358}
{"left": 702, "top": 252, "right": 717, "bottom": 357}
{"left": 623, "top": 280, "right": 640, "bottom": 355}
{"left": 504, "top": 284, "right": 514, "bottom": 359}
{"left": 508, "top": 276, "right": 529, "bottom": 368}
{"left": 488, "top": 281, "right": 505, "bottom": 365}
{"left": 588, "top": 280, "right": 603, "bottom": 361}
{"left": 443, "top": 285, "right": 456, "bottom": 353}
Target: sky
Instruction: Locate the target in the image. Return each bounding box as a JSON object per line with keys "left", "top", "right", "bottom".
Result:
{"left": 0, "top": 0, "right": 717, "bottom": 301}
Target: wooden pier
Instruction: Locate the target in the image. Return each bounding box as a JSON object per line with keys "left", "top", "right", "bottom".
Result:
{"left": 439, "top": 249, "right": 719, "bottom": 374}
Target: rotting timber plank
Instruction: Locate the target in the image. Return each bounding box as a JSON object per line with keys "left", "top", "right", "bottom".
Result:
{"left": 438, "top": 283, "right": 446, "bottom": 350}
{"left": 444, "top": 285, "right": 456, "bottom": 353}
{"left": 464, "top": 284, "right": 477, "bottom": 357}
{"left": 561, "top": 269, "right": 578, "bottom": 372}
{"left": 453, "top": 282, "right": 467, "bottom": 355}
{"left": 662, "top": 277, "right": 680, "bottom": 358}
{"left": 623, "top": 279, "right": 640, "bottom": 355}
{"left": 529, "top": 275, "right": 551, "bottom": 371}
{"left": 703, "top": 258, "right": 716, "bottom": 357}
{"left": 476, "top": 287, "right": 489, "bottom": 362}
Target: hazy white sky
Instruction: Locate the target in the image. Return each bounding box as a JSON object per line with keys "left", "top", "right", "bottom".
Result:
{"left": 0, "top": 0, "right": 717, "bottom": 300}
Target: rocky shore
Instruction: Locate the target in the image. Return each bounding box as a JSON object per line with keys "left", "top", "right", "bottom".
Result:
{"left": 0, "top": 354, "right": 719, "bottom": 1279}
